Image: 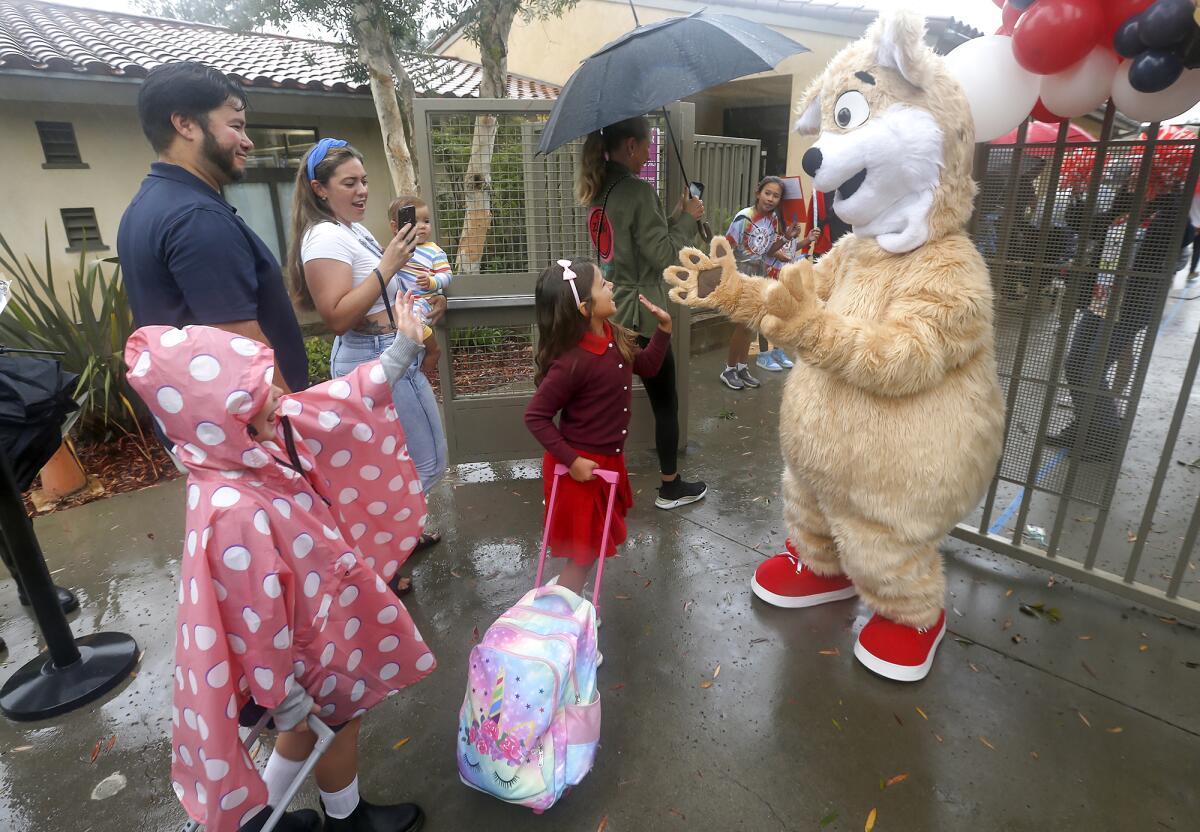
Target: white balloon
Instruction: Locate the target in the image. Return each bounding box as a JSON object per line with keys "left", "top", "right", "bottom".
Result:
{"left": 944, "top": 35, "right": 1040, "bottom": 143}
{"left": 1112, "top": 62, "right": 1200, "bottom": 124}
{"left": 1041, "top": 48, "right": 1119, "bottom": 119}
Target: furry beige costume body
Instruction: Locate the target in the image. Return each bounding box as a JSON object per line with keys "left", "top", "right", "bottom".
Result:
{"left": 665, "top": 13, "right": 1004, "bottom": 628}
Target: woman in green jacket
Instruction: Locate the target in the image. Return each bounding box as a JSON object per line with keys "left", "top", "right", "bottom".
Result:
{"left": 577, "top": 116, "right": 708, "bottom": 510}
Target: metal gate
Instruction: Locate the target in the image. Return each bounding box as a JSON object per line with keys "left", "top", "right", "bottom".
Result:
{"left": 954, "top": 103, "right": 1200, "bottom": 621}
{"left": 414, "top": 98, "right": 696, "bottom": 463}
{"left": 693, "top": 134, "right": 762, "bottom": 235}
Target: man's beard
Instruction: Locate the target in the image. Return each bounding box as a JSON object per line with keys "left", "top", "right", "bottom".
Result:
{"left": 201, "top": 127, "right": 244, "bottom": 183}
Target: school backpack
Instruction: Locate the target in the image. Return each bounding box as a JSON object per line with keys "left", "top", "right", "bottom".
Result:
{"left": 456, "top": 466, "right": 618, "bottom": 812}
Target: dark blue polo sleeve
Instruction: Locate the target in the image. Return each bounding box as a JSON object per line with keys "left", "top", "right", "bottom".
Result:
{"left": 162, "top": 206, "right": 260, "bottom": 324}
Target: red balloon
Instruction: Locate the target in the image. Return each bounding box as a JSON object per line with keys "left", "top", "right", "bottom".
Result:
{"left": 1102, "top": 0, "right": 1155, "bottom": 47}
{"left": 993, "top": 0, "right": 1006, "bottom": 7}
{"left": 1013, "top": 0, "right": 1105, "bottom": 75}
{"left": 1002, "top": 1, "right": 1025, "bottom": 32}
{"left": 1031, "top": 99, "right": 1068, "bottom": 122}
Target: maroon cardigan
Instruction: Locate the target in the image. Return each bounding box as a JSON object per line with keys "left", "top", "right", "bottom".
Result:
{"left": 524, "top": 322, "right": 670, "bottom": 466}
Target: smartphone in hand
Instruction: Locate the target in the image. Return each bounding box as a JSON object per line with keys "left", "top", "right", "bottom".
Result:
{"left": 395, "top": 204, "right": 418, "bottom": 238}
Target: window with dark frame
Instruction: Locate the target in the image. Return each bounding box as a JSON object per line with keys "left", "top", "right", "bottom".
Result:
{"left": 36, "top": 121, "right": 87, "bottom": 168}
{"left": 60, "top": 208, "right": 107, "bottom": 251}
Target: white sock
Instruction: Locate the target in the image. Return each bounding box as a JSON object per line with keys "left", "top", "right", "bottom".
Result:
{"left": 725, "top": 365, "right": 736, "bottom": 372}
{"left": 736, "top": 363, "right": 747, "bottom": 371}
{"left": 262, "top": 749, "right": 306, "bottom": 808}
{"left": 320, "top": 775, "right": 361, "bottom": 820}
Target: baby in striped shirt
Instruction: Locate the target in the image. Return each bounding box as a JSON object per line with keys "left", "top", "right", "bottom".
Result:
{"left": 388, "top": 195, "right": 453, "bottom": 345}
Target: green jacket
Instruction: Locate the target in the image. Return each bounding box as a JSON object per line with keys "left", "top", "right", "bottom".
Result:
{"left": 588, "top": 161, "right": 699, "bottom": 336}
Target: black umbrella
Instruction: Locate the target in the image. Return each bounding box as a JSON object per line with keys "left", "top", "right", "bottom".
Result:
{"left": 535, "top": 10, "right": 810, "bottom": 180}
{"left": 0, "top": 354, "right": 78, "bottom": 492}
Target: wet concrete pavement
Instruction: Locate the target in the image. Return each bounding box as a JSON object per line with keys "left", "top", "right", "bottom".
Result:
{"left": 2, "top": 347, "right": 1199, "bottom": 832}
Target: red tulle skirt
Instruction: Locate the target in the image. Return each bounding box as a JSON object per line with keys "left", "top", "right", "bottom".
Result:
{"left": 541, "top": 450, "right": 633, "bottom": 566}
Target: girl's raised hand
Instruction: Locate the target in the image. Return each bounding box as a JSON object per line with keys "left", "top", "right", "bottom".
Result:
{"left": 392, "top": 290, "right": 426, "bottom": 344}
{"left": 639, "top": 294, "right": 672, "bottom": 333}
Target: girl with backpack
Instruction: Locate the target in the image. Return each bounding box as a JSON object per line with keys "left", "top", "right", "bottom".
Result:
{"left": 524, "top": 259, "right": 672, "bottom": 593}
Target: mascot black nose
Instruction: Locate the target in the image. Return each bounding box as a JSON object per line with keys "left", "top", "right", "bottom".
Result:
{"left": 802, "top": 147, "right": 823, "bottom": 177}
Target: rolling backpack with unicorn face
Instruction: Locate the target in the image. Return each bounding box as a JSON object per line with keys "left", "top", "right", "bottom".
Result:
{"left": 457, "top": 464, "right": 618, "bottom": 812}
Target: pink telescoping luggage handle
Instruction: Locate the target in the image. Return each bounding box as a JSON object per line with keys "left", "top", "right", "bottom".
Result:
{"left": 534, "top": 463, "right": 620, "bottom": 613}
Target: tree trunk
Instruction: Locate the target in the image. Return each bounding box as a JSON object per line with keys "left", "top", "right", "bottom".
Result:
{"left": 352, "top": 1, "right": 419, "bottom": 196}
{"left": 455, "top": 0, "right": 519, "bottom": 274}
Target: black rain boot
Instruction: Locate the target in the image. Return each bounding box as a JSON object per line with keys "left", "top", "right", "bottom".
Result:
{"left": 238, "top": 806, "right": 322, "bottom": 832}
{"left": 15, "top": 580, "right": 79, "bottom": 614}
{"left": 322, "top": 798, "right": 424, "bottom": 832}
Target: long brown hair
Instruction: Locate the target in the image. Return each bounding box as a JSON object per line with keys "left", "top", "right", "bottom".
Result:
{"left": 286, "top": 143, "right": 364, "bottom": 309}
{"left": 576, "top": 116, "right": 650, "bottom": 205}
{"left": 534, "top": 259, "right": 636, "bottom": 385}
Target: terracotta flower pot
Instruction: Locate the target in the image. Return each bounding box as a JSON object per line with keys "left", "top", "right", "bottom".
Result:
{"left": 39, "top": 440, "right": 87, "bottom": 499}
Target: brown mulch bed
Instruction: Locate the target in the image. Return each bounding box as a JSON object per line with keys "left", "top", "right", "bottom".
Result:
{"left": 22, "top": 435, "right": 182, "bottom": 517}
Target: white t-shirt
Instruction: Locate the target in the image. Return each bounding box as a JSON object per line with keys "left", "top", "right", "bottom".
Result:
{"left": 1190, "top": 193, "right": 1200, "bottom": 229}
{"left": 300, "top": 221, "right": 396, "bottom": 316}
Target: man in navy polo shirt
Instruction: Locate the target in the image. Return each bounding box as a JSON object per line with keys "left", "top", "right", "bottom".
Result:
{"left": 118, "top": 62, "right": 307, "bottom": 394}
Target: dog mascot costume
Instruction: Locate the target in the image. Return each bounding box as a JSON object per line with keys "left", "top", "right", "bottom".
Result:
{"left": 665, "top": 12, "right": 1004, "bottom": 682}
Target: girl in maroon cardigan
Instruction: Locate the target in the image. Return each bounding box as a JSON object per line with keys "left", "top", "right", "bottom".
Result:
{"left": 524, "top": 259, "right": 672, "bottom": 593}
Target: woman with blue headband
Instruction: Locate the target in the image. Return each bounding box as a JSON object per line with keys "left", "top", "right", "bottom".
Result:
{"left": 287, "top": 139, "right": 448, "bottom": 594}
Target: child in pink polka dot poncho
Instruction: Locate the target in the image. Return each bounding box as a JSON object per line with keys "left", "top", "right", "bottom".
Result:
{"left": 125, "top": 311, "right": 435, "bottom": 832}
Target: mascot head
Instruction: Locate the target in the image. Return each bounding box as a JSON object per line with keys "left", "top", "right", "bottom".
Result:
{"left": 795, "top": 11, "right": 976, "bottom": 254}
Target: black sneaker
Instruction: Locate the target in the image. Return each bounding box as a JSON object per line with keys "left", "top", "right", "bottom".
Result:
{"left": 736, "top": 365, "right": 761, "bottom": 388}
{"left": 322, "top": 799, "right": 423, "bottom": 832}
{"left": 655, "top": 477, "right": 708, "bottom": 510}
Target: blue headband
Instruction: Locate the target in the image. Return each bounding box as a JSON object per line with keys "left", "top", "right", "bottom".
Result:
{"left": 306, "top": 137, "right": 349, "bottom": 181}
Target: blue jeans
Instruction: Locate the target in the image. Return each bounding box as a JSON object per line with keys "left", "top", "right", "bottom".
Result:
{"left": 330, "top": 330, "right": 447, "bottom": 492}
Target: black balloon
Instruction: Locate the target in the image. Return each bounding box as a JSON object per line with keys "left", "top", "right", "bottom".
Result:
{"left": 1183, "top": 28, "right": 1200, "bottom": 70}
{"left": 1129, "top": 49, "right": 1185, "bottom": 93}
{"left": 1140, "top": 0, "right": 1195, "bottom": 49}
{"left": 1114, "top": 19, "right": 1146, "bottom": 58}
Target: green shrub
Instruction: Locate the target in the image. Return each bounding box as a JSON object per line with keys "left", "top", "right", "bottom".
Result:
{"left": 305, "top": 335, "right": 333, "bottom": 386}
{"left": 0, "top": 228, "right": 148, "bottom": 444}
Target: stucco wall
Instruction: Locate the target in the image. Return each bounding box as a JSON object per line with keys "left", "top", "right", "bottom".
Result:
{"left": 0, "top": 86, "right": 392, "bottom": 296}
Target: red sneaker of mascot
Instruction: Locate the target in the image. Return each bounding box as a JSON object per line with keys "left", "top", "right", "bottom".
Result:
{"left": 665, "top": 12, "right": 1004, "bottom": 682}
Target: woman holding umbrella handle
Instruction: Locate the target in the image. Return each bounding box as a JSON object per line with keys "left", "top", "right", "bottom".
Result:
{"left": 576, "top": 116, "right": 708, "bottom": 511}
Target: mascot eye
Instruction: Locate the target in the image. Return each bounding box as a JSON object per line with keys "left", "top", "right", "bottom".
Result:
{"left": 834, "top": 90, "right": 870, "bottom": 129}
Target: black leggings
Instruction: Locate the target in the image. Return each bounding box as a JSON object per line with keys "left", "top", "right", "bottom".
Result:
{"left": 637, "top": 335, "right": 679, "bottom": 476}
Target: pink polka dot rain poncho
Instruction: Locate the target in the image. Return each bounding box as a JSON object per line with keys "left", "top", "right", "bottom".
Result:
{"left": 124, "top": 325, "right": 436, "bottom": 832}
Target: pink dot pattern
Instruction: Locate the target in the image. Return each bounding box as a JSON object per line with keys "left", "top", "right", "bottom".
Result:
{"left": 125, "top": 326, "right": 436, "bottom": 832}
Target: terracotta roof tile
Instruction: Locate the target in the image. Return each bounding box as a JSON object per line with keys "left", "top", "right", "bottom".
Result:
{"left": 0, "top": 0, "right": 560, "bottom": 99}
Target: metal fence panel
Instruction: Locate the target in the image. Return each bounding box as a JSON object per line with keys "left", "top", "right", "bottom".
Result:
{"left": 694, "top": 134, "right": 762, "bottom": 235}
{"left": 956, "top": 105, "right": 1200, "bottom": 622}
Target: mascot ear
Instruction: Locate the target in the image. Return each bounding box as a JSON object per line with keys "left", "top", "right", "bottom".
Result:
{"left": 872, "top": 11, "right": 934, "bottom": 89}
{"left": 794, "top": 85, "right": 821, "bottom": 135}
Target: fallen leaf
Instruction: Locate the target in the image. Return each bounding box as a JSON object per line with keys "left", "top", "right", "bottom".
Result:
{"left": 700, "top": 680, "right": 713, "bottom": 689}
{"left": 90, "top": 741, "right": 101, "bottom": 763}
{"left": 713, "top": 664, "right": 721, "bottom": 679}
{"left": 1140, "top": 644, "right": 1150, "bottom": 652}
{"left": 865, "top": 807, "right": 877, "bottom": 831}
{"left": 934, "top": 733, "right": 944, "bottom": 743}
{"left": 1127, "top": 531, "right": 1138, "bottom": 543}
{"left": 749, "top": 637, "right": 768, "bottom": 645}
{"left": 1106, "top": 727, "right": 1124, "bottom": 734}
{"left": 1082, "top": 661, "right": 1098, "bottom": 679}
{"left": 968, "top": 662, "right": 980, "bottom": 673}
{"left": 893, "top": 713, "right": 904, "bottom": 727}
{"left": 1001, "top": 618, "right": 1013, "bottom": 631}
{"left": 1078, "top": 712, "right": 1091, "bottom": 728}
{"left": 471, "top": 626, "right": 480, "bottom": 642}
{"left": 885, "top": 773, "right": 909, "bottom": 788}
{"left": 106, "top": 735, "right": 116, "bottom": 752}
{"left": 818, "top": 648, "right": 840, "bottom": 657}
{"left": 1078, "top": 635, "right": 1094, "bottom": 641}
{"left": 1005, "top": 589, "right": 1014, "bottom": 597}
{"left": 668, "top": 808, "right": 686, "bottom": 820}
{"left": 596, "top": 816, "right": 609, "bottom": 832}
{"left": 146, "top": 532, "right": 155, "bottom": 540}
{"left": 392, "top": 737, "right": 411, "bottom": 750}
{"left": 1030, "top": 751, "right": 1040, "bottom": 760}
{"left": 683, "top": 600, "right": 695, "bottom": 613}
{"left": 643, "top": 579, "right": 652, "bottom": 588}
{"left": 832, "top": 718, "right": 843, "bottom": 731}
{"left": 1012, "top": 634, "right": 1024, "bottom": 644}
{"left": 615, "top": 594, "right": 632, "bottom": 600}
{"left": 979, "top": 736, "right": 995, "bottom": 750}
{"left": 953, "top": 607, "right": 964, "bottom": 617}
{"left": 610, "top": 683, "right": 626, "bottom": 691}
{"left": 11, "top": 746, "right": 32, "bottom": 753}
{"left": 820, "top": 812, "right": 839, "bottom": 828}
{"left": 450, "top": 569, "right": 463, "bottom": 578}
{"left": 915, "top": 707, "right": 929, "bottom": 721}
{"left": 90, "top": 772, "right": 127, "bottom": 801}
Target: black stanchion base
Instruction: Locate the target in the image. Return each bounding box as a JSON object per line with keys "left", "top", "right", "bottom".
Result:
{"left": 0, "top": 632, "right": 138, "bottom": 721}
